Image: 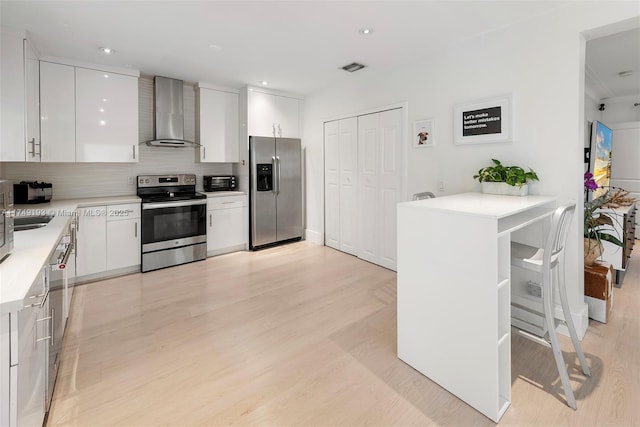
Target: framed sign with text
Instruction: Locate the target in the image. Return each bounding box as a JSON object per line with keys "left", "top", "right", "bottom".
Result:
{"left": 453, "top": 94, "right": 512, "bottom": 145}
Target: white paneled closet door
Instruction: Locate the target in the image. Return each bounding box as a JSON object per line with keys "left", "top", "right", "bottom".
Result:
{"left": 357, "top": 108, "right": 402, "bottom": 270}
{"left": 324, "top": 117, "right": 358, "bottom": 254}
{"left": 338, "top": 117, "right": 358, "bottom": 255}
{"left": 324, "top": 120, "right": 340, "bottom": 249}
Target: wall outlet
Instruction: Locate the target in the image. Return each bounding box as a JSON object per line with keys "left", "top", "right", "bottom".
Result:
{"left": 526, "top": 280, "right": 542, "bottom": 298}
{"left": 127, "top": 176, "right": 134, "bottom": 185}
{"left": 438, "top": 180, "right": 445, "bottom": 192}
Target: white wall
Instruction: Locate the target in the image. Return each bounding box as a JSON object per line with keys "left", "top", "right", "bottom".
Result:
{"left": 600, "top": 94, "right": 640, "bottom": 123}
{"left": 302, "top": 2, "right": 640, "bottom": 329}
{"left": 3, "top": 77, "right": 232, "bottom": 198}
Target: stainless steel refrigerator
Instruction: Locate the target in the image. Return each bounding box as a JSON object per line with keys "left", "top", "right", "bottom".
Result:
{"left": 249, "top": 136, "right": 302, "bottom": 249}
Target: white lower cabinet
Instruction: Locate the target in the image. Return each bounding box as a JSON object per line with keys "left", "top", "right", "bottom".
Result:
{"left": 1, "top": 267, "right": 48, "bottom": 427}
{"left": 106, "top": 204, "right": 141, "bottom": 271}
{"left": 207, "top": 195, "right": 248, "bottom": 256}
{"left": 76, "top": 203, "right": 141, "bottom": 280}
{"left": 75, "top": 206, "right": 107, "bottom": 277}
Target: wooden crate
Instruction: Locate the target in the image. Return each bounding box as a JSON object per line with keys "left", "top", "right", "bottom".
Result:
{"left": 584, "top": 262, "right": 613, "bottom": 323}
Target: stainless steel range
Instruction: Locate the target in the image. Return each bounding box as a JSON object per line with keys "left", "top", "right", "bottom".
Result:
{"left": 137, "top": 174, "right": 207, "bottom": 272}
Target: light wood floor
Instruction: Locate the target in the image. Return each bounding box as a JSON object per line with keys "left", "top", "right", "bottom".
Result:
{"left": 47, "top": 242, "right": 639, "bottom": 426}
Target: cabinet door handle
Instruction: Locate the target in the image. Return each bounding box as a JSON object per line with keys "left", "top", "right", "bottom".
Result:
{"left": 135, "top": 221, "right": 138, "bottom": 238}
{"left": 35, "top": 139, "right": 41, "bottom": 156}
{"left": 278, "top": 124, "right": 282, "bottom": 137}
{"left": 28, "top": 138, "right": 36, "bottom": 157}
{"left": 25, "top": 289, "right": 49, "bottom": 308}
{"left": 36, "top": 309, "right": 53, "bottom": 344}
{"left": 133, "top": 145, "right": 136, "bottom": 159}
{"left": 203, "top": 147, "right": 206, "bottom": 160}
{"left": 209, "top": 213, "right": 212, "bottom": 227}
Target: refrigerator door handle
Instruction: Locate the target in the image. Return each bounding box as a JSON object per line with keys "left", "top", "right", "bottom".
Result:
{"left": 276, "top": 156, "right": 281, "bottom": 196}
{"left": 272, "top": 156, "right": 278, "bottom": 195}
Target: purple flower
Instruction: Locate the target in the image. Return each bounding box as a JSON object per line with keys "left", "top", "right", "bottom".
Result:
{"left": 584, "top": 172, "right": 598, "bottom": 191}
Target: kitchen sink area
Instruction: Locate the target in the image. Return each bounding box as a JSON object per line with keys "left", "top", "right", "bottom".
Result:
{"left": 14, "top": 214, "right": 55, "bottom": 231}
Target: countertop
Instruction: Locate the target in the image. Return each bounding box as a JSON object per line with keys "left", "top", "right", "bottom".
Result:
{"left": 1, "top": 195, "right": 140, "bottom": 314}
{"left": 401, "top": 192, "right": 557, "bottom": 218}
{"left": 1, "top": 192, "right": 247, "bottom": 312}
{"left": 203, "top": 191, "right": 246, "bottom": 198}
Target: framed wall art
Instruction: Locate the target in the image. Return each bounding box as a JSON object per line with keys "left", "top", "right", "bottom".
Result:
{"left": 413, "top": 118, "right": 436, "bottom": 147}
{"left": 453, "top": 94, "right": 512, "bottom": 145}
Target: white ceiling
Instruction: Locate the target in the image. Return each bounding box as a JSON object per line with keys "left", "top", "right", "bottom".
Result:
{"left": 586, "top": 27, "right": 640, "bottom": 100}
{"left": 1, "top": 1, "right": 638, "bottom": 98}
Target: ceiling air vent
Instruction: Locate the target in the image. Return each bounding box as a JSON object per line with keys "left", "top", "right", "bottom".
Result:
{"left": 341, "top": 62, "right": 366, "bottom": 73}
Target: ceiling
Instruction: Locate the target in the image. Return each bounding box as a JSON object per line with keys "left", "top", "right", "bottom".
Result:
{"left": 586, "top": 27, "right": 640, "bottom": 100}
{"left": 1, "top": 1, "right": 638, "bottom": 97}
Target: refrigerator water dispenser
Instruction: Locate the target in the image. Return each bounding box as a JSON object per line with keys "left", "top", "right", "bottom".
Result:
{"left": 256, "top": 164, "right": 273, "bottom": 191}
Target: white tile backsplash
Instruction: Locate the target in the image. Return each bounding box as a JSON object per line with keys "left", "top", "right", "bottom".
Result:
{"left": 3, "top": 77, "right": 234, "bottom": 199}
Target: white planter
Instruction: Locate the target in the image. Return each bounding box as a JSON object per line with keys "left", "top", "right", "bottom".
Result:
{"left": 481, "top": 182, "right": 529, "bottom": 196}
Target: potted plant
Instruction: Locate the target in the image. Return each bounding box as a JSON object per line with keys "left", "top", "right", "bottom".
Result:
{"left": 473, "top": 159, "right": 539, "bottom": 196}
{"left": 583, "top": 172, "right": 626, "bottom": 265}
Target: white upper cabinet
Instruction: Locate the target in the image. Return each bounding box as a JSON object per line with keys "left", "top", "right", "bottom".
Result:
{"left": 24, "top": 40, "right": 40, "bottom": 162}
{"left": 75, "top": 67, "right": 139, "bottom": 162}
{"left": 40, "top": 61, "right": 76, "bottom": 162}
{"left": 247, "top": 89, "right": 301, "bottom": 138}
{"left": 0, "top": 29, "right": 39, "bottom": 162}
{"left": 196, "top": 85, "right": 239, "bottom": 163}
{"left": 273, "top": 95, "right": 300, "bottom": 138}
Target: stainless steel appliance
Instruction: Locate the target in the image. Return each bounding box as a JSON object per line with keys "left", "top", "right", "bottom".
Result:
{"left": 46, "top": 219, "right": 75, "bottom": 412}
{"left": 144, "top": 76, "right": 199, "bottom": 148}
{"left": 0, "top": 180, "right": 14, "bottom": 263}
{"left": 13, "top": 181, "right": 52, "bottom": 204}
{"left": 249, "top": 136, "right": 302, "bottom": 249}
{"left": 204, "top": 175, "right": 237, "bottom": 192}
{"left": 137, "top": 174, "right": 207, "bottom": 272}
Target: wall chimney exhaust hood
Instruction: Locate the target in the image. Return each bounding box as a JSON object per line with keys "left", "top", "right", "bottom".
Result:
{"left": 145, "top": 76, "right": 200, "bottom": 147}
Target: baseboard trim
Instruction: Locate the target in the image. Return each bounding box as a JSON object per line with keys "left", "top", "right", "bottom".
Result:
{"left": 305, "top": 229, "right": 323, "bottom": 245}
{"left": 74, "top": 265, "right": 140, "bottom": 285}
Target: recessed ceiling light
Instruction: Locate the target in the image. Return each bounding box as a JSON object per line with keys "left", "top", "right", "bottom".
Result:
{"left": 359, "top": 28, "right": 373, "bottom": 35}
{"left": 209, "top": 44, "right": 223, "bottom": 51}
{"left": 618, "top": 70, "right": 635, "bottom": 77}
{"left": 100, "top": 47, "right": 114, "bottom": 54}
{"left": 260, "top": 81, "right": 269, "bottom": 86}
{"left": 341, "top": 62, "right": 366, "bottom": 73}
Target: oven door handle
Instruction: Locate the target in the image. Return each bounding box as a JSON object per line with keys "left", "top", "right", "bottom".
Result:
{"left": 142, "top": 200, "right": 206, "bottom": 210}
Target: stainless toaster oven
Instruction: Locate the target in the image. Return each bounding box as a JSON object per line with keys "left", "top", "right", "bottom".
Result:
{"left": 203, "top": 175, "right": 237, "bottom": 192}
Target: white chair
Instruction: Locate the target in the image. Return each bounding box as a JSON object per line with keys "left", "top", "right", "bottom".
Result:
{"left": 511, "top": 203, "right": 591, "bottom": 410}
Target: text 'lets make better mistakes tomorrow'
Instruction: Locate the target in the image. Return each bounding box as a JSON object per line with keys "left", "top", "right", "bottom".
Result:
{"left": 463, "top": 106, "right": 502, "bottom": 136}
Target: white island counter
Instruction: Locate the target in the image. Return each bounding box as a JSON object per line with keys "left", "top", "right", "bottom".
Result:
{"left": 397, "top": 192, "right": 556, "bottom": 422}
